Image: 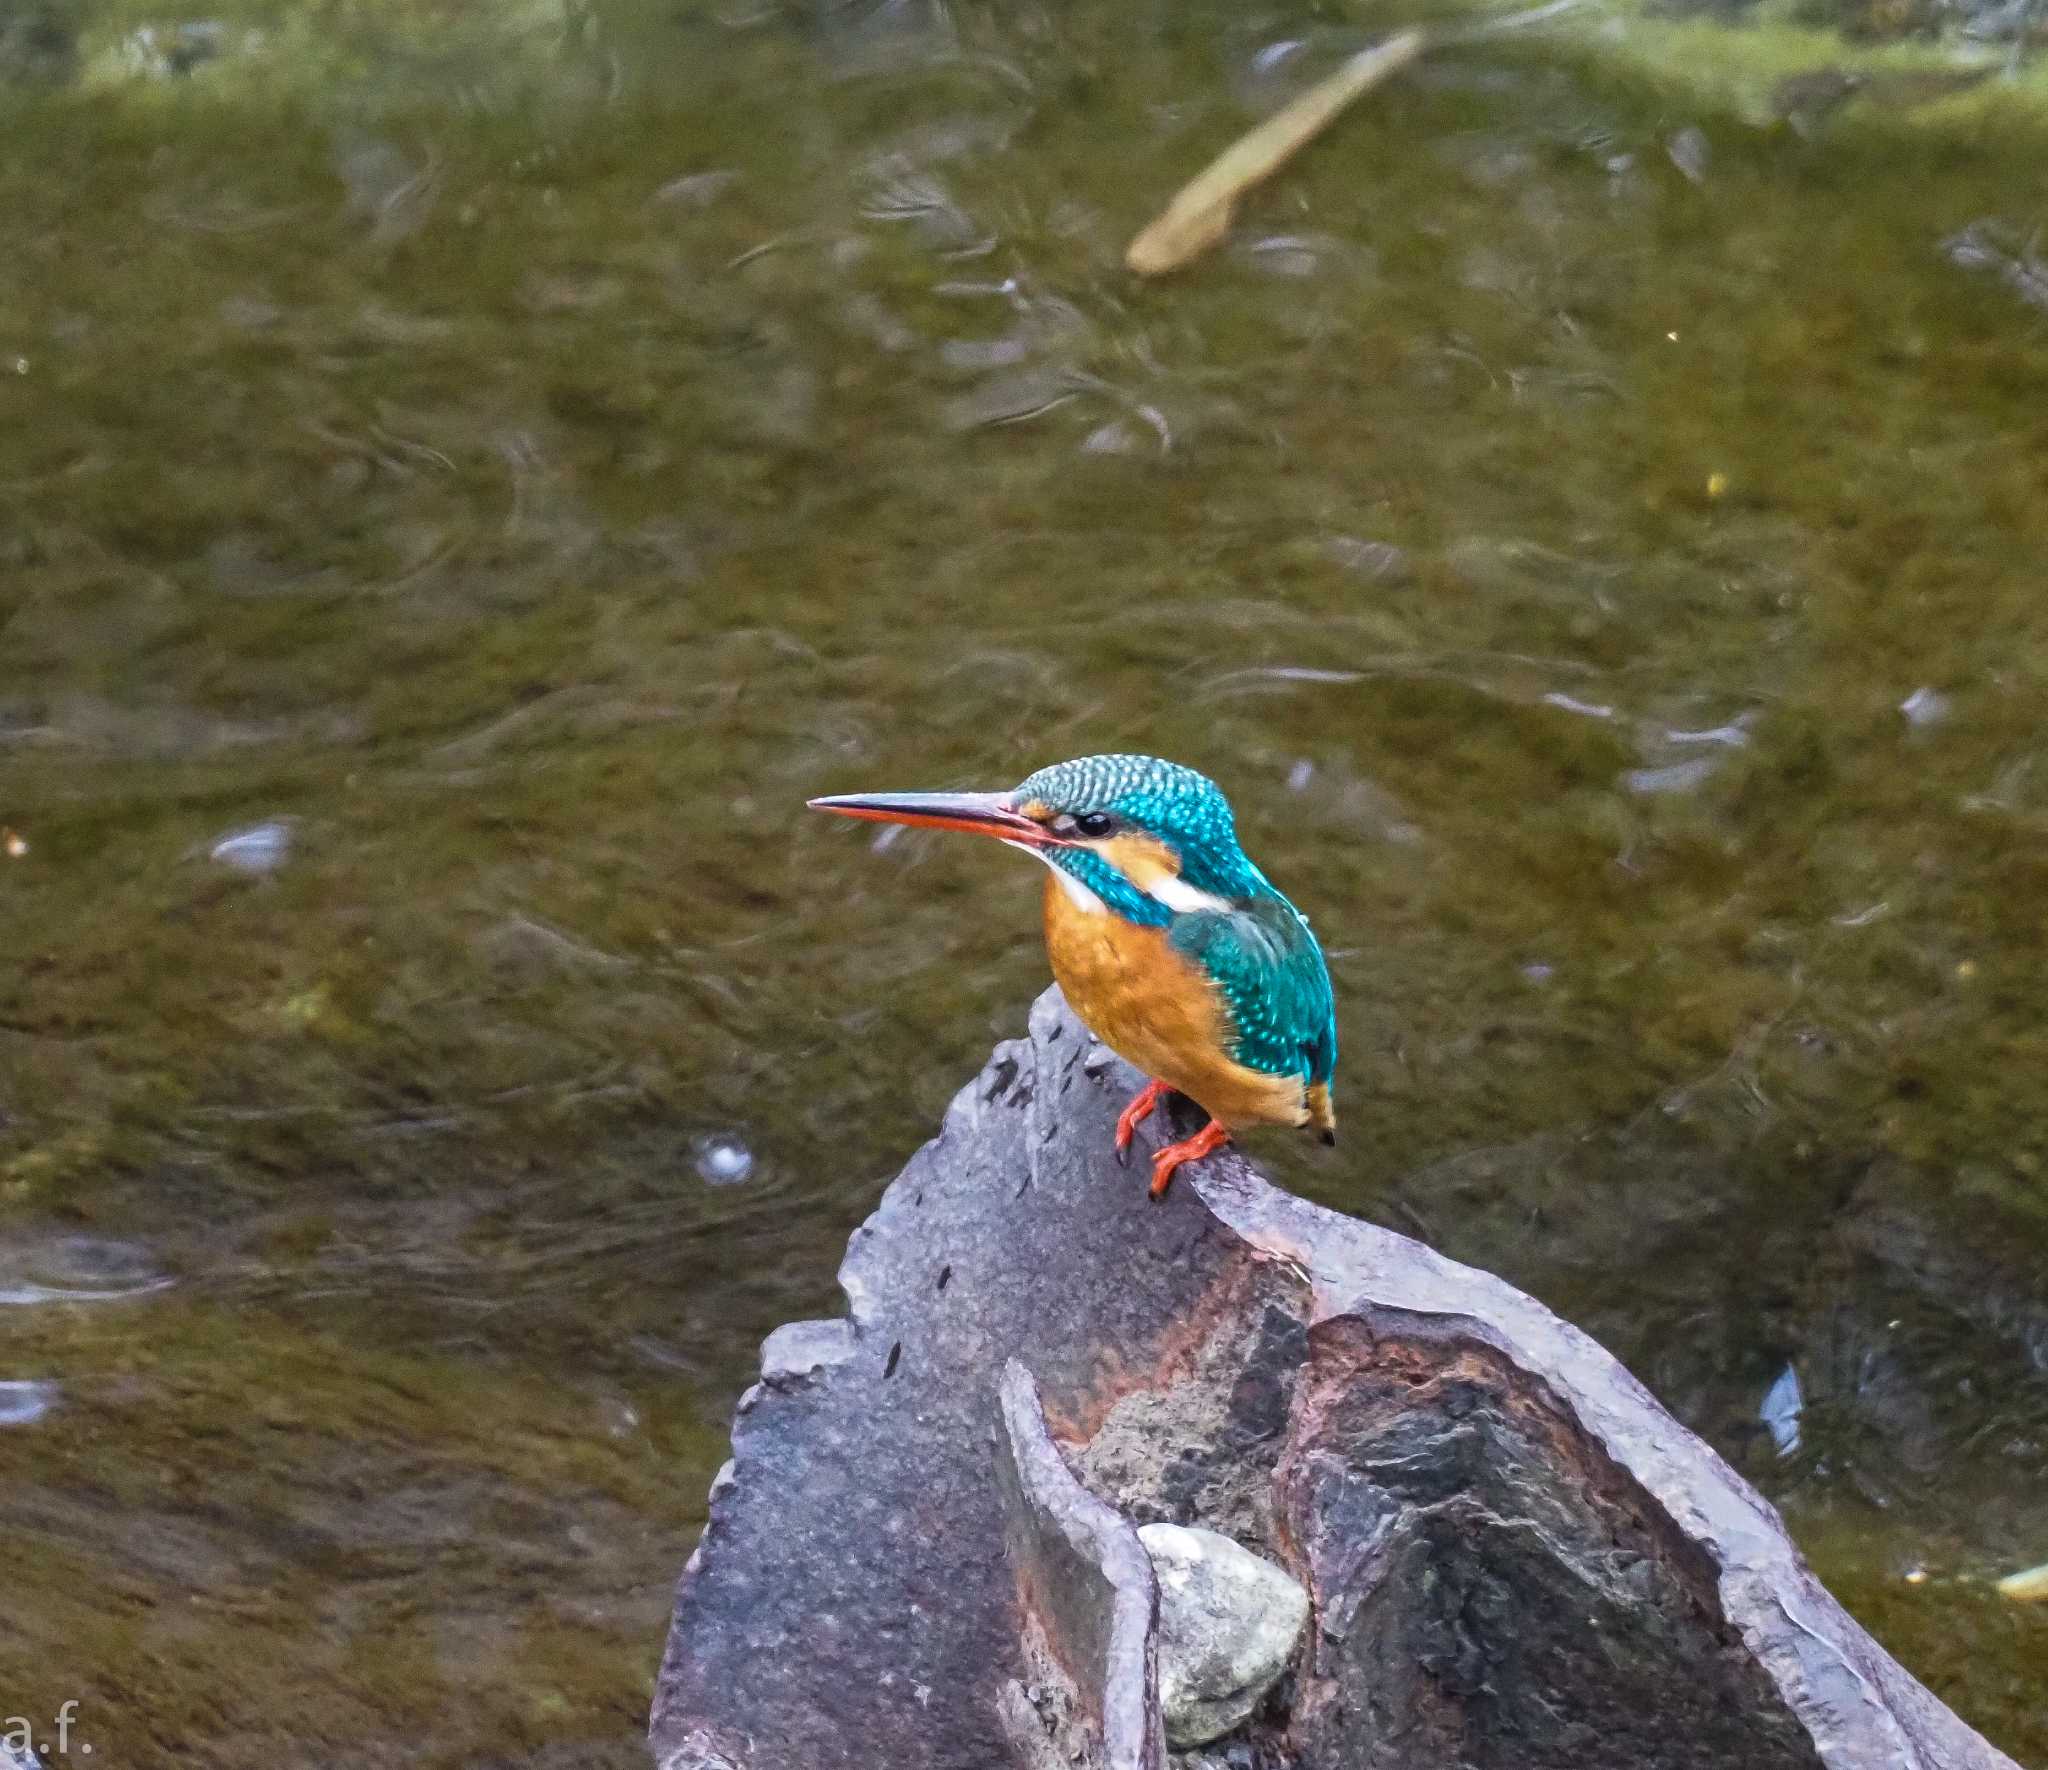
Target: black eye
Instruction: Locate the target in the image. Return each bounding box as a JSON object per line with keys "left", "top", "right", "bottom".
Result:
{"left": 1074, "top": 811, "right": 1114, "bottom": 838}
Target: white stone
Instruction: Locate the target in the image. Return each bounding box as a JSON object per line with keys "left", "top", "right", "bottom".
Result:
{"left": 208, "top": 818, "right": 294, "bottom": 874}
{"left": 1138, "top": 1522, "right": 1308, "bottom": 1748}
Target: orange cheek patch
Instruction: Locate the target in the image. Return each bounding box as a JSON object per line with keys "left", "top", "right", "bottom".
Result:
{"left": 1094, "top": 832, "right": 1182, "bottom": 894}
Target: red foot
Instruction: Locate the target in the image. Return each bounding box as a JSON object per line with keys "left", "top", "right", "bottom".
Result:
{"left": 1113, "top": 1079, "right": 1171, "bottom": 1163}
{"left": 1149, "top": 1119, "right": 1230, "bottom": 1200}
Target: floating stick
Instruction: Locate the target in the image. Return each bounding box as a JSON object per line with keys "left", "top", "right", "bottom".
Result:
{"left": 1996, "top": 1562, "right": 2048, "bottom": 1602}
{"left": 1126, "top": 29, "right": 1429, "bottom": 277}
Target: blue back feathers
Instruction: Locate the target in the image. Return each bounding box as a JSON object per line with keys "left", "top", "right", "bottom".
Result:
{"left": 1013, "top": 754, "right": 1338, "bottom": 1086}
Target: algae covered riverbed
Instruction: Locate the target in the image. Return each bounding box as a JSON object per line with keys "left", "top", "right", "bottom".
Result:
{"left": 3, "top": 0, "right": 2047, "bottom": 1761}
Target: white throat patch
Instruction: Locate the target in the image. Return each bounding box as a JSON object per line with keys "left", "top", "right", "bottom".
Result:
{"left": 1009, "top": 842, "right": 1108, "bottom": 915}
{"left": 1009, "top": 841, "right": 1230, "bottom": 917}
{"left": 1143, "top": 873, "right": 1232, "bottom": 915}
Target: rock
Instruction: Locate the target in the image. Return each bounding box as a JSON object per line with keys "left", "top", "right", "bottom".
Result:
{"left": 0, "top": 1, "right": 76, "bottom": 85}
{"left": 117, "top": 19, "right": 233, "bottom": 79}
{"left": 649, "top": 986, "right": 2022, "bottom": 1770}
{"left": 998, "top": 1361, "right": 1165, "bottom": 1770}
{"left": 1138, "top": 1523, "right": 1306, "bottom": 1748}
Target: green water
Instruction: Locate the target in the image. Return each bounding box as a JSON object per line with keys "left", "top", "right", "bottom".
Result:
{"left": 3, "top": 0, "right": 2047, "bottom": 1761}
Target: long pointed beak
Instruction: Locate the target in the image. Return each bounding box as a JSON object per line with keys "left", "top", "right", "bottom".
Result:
{"left": 807, "top": 789, "right": 1059, "bottom": 846}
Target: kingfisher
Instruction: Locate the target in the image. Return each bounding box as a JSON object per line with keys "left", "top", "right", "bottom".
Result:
{"left": 809, "top": 754, "right": 1337, "bottom": 1199}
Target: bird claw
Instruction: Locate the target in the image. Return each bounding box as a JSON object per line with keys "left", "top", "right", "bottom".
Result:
{"left": 1112, "top": 1078, "right": 1170, "bottom": 1168}
{"left": 1147, "top": 1118, "right": 1231, "bottom": 1200}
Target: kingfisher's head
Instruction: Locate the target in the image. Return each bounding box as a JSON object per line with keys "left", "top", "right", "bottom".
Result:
{"left": 809, "top": 752, "right": 1258, "bottom": 923}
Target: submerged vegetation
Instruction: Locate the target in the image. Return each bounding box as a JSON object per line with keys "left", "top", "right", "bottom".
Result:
{"left": 2, "top": 0, "right": 2046, "bottom": 1760}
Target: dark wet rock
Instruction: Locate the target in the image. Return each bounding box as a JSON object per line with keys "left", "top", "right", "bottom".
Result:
{"left": 1648, "top": 0, "right": 1766, "bottom": 20}
{"left": 1944, "top": 220, "right": 2048, "bottom": 313}
{"left": 650, "top": 987, "right": 2021, "bottom": 1770}
{"left": 0, "top": 0, "right": 76, "bottom": 85}
{"left": 119, "top": 18, "right": 231, "bottom": 78}
{"left": 1140, "top": 1523, "right": 1306, "bottom": 1748}
{"left": 1771, "top": 63, "right": 1998, "bottom": 134}
{"left": 1841, "top": 1162, "right": 2048, "bottom": 1372}
{"left": 1665, "top": 125, "right": 1711, "bottom": 184}
{"left": 1777, "top": 64, "right": 1880, "bottom": 134}
{"left": 1959, "top": 0, "right": 2048, "bottom": 39}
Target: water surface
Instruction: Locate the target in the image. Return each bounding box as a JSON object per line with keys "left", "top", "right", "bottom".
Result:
{"left": 3, "top": 0, "right": 2046, "bottom": 1761}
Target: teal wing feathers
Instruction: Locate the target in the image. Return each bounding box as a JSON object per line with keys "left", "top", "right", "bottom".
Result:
{"left": 1166, "top": 890, "right": 1338, "bottom": 1085}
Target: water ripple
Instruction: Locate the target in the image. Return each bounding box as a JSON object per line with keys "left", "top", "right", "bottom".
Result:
{"left": 0, "top": 1236, "right": 174, "bottom": 1307}
{"left": 0, "top": 1380, "right": 59, "bottom": 1426}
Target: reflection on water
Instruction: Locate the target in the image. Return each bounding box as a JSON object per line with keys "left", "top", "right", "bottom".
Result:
{"left": 2, "top": 0, "right": 2047, "bottom": 1762}
{"left": 0, "top": 1381, "right": 60, "bottom": 1427}
{"left": 206, "top": 817, "right": 297, "bottom": 874}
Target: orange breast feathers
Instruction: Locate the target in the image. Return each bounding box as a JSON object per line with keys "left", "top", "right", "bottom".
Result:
{"left": 1039, "top": 869, "right": 1311, "bottom": 1133}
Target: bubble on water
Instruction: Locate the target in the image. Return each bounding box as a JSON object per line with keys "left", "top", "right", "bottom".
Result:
{"left": 1287, "top": 759, "right": 1315, "bottom": 793}
{"left": 1520, "top": 962, "right": 1555, "bottom": 985}
{"left": 1899, "top": 686, "right": 1950, "bottom": 728}
{"left": 0, "top": 1380, "right": 59, "bottom": 1426}
{"left": 209, "top": 818, "right": 294, "bottom": 874}
{"left": 695, "top": 1134, "right": 755, "bottom": 1186}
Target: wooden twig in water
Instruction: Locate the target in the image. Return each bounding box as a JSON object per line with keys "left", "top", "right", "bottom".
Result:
{"left": 1126, "top": 28, "right": 1429, "bottom": 277}
{"left": 1998, "top": 1561, "right": 2048, "bottom": 1602}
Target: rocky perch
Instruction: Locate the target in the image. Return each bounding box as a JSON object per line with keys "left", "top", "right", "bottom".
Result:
{"left": 650, "top": 988, "right": 2018, "bottom": 1770}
